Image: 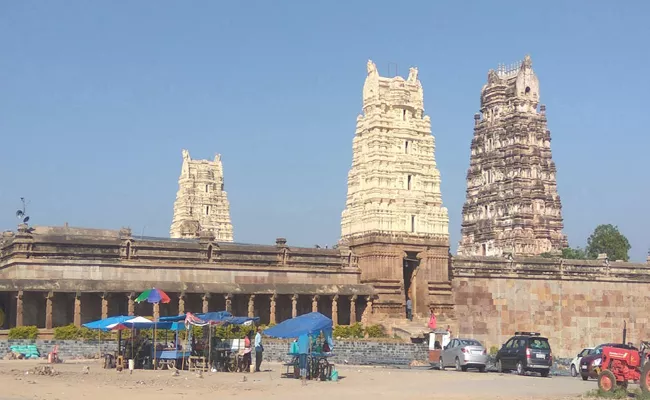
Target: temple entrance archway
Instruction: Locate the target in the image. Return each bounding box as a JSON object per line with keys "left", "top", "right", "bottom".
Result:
{"left": 403, "top": 251, "right": 420, "bottom": 317}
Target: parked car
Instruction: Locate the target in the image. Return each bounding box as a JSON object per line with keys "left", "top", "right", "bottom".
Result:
{"left": 439, "top": 338, "right": 487, "bottom": 372}
{"left": 570, "top": 347, "right": 594, "bottom": 377}
{"left": 495, "top": 332, "right": 552, "bottom": 377}
{"left": 579, "top": 343, "right": 637, "bottom": 381}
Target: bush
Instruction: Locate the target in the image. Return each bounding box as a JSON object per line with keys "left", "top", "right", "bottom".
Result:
{"left": 489, "top": 345, "right": 499, "bottom": 356}
{"left": 53, "top": 324, "right": 79, "bottom": 340}
{"left": 365, "top": 324, "right": 387, "bottom": 338}
{"left": 53, "top": 324, "right": 114, "bottom": 340}
{"left": 332, "top": 323, "right": 373, "bottom": 339}
{"left": 8, "top": 326, "right": 39, "bottom": 339}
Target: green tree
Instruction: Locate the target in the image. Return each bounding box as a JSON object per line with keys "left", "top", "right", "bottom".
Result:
{"left": 586, "top": 224, "right": 631, "bottom": 261}
{"left": 561, "top": 247, "right": 588, "bottom": 260}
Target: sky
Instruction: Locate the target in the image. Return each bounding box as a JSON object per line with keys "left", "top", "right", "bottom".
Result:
{"left": 1, "top": 1, "right": 649, "bottom": 261}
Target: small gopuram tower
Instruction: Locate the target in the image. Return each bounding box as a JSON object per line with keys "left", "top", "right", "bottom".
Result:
{"left": 458, "top": 55, "right": 567, "bottom": 257}
{"left": 170, "top": 149, "right": 234, "bottom": 242}
{"left": 340, "top": 60, "right": 450, "bottom": 318}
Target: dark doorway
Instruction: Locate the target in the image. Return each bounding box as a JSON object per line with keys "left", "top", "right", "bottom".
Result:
{"left": 403, "top": 251, "right": 419, "bottom": 317}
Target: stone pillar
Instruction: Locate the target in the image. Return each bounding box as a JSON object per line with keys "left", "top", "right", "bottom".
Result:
{"left": 127, "top": 292, "right": 135, "bottom": 316}
{"left": 15, "top": 291, "right": 24, "bottom": 327}
{"left": 312, "top": 295, "right": 319, "bottom": 313}
{"left": 247, "top": 294, "right": 255, "bottom": 318}
{"left": 153, "top": 303, "right": 160, "bottom": 321}
{"left": 45, "top": 291, "right": 54, "bottom": 329}
{"left": 202, "top": 293, "right": 210, "bottom": 314}
{"left": 224, "top": 294, "right": 232, "bottom": 313}
{"left": 74, "top": 292, "right": 82, "bottom": 327}
{"left": 361, "top": 296, "right": 373, "bottom": 326}
{"left": 291, "top": 295, "right": 298, "bottom": 318}
{"left": 350, "top": 295, "right": 357, "bottom": 324}
{"left": 178, "top": 293, "right": 185, "bottom": 315}
{"left": 101, "top": 293, "right": 109, "bottom": 320}
{"left": 331, "top": 295, "right": 339, "bottom": 327}
{"left": 269, "top": 294, "right": 277, "bottom": 325}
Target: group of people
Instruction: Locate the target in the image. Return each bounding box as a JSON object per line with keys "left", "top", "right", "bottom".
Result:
{"left": 242, "top": 327, "right": 264, "bottom": 372}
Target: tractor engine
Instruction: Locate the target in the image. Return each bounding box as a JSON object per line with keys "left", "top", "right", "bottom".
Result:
{"left": 602, "top": 346, "right": 641, "bottom": 382}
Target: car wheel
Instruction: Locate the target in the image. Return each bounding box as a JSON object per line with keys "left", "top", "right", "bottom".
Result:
{"left": 478, "top": 366, "right": 485, "bottom": 373}
{"left": 570, "top": 365, "right": 577, "bottom": 377}
{"left": 496, "top": 359, "right": 503, "bottom": 373}
{"left": 516, "top": 360, "right": 525, "bottom": 376}
{"left": 540, "top": 370, "right": 549, "bottom": 378}
{"left": 439, "top": 357, "right": 445, "bottom": 370}
{"left": 455, "top": 358, "right": 462, "bottom": 372}
{"left": 582, "top": 374, "right": 588, "bottom": 381}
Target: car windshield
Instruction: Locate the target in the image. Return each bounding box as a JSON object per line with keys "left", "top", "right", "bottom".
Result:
{"left": 460, "top": 339, "right": 481, "bottom": 346}
{"left": 529, "top": 338, "right": 550, "bottom": 350}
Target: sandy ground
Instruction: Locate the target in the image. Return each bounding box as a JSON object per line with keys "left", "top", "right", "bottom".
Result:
{"left": 0, "top": 359, "right": 599, "bottom": 400}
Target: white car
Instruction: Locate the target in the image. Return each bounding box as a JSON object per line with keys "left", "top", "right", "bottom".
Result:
{"left": 570, "top": 347, "right": 594, "bottom": 377}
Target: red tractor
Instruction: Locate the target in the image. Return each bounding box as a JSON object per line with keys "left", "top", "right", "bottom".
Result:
{"left": 597, "top": 341, "right": 650, "bottom": 393}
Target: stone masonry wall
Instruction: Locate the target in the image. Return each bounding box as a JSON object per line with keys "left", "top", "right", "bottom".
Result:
{"left": 453, "top": 256, "right": 650, "bottom": 358}
{"left": 0, "top": 339, "right": 427, "bottom": 366}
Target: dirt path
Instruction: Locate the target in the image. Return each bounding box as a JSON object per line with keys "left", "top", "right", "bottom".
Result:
{"left": 0, "top": 359, "right": 596, "bottom": 400}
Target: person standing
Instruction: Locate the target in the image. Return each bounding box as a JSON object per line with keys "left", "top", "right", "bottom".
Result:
{"left": 406, "top": 297, "right": 413, "bottom": 321}
{"left": 254, "top": 327, "right": 264, "bottom": 372}
{"left": 428, "top": 307, "right": 437, "bottom": 330}
{"left": 242, "top": 331, "right": 253, "bottom": 372}
{"left": 297, "top": 333, "right": 310, "bottom": 383}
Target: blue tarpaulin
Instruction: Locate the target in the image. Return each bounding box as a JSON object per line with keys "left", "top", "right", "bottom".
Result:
{"left": 221, "top": 316, "right": 260, "bottom": 325}
{"left": 119, "top": 321, "right": 186, "bottom": 331}
{"left": 82, "top": 316, "right": 132, "bottom": 331}
{"left": 263, "top": 312, "right": 333, "bottom": 338}
{"left": 159, "top": 311, "right": 232, "bottom": 323}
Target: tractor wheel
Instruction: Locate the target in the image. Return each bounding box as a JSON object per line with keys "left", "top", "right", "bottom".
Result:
{"left": 598, "top": 370, "right": 617, "bottom": 393}
{"left": 641, "top": 362, "right": 650, "bottom": 393}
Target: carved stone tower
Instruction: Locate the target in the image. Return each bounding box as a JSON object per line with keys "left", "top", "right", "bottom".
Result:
{"left": 170, "top": 149, "right": 234, "bottom": 242}
{"left": 340, "top": 60, "right": 451, "bottom": 318}
{"left": 458, "top": 55, "right": 567, "bottom": 257}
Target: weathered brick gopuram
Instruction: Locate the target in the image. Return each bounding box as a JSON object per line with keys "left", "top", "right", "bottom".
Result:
{"left": 458, "top": 55, "right": 567, "bottom": 257}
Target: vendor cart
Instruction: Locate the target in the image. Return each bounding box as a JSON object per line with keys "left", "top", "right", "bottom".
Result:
{"left": 428, "top": 329, "right": 451, "bottom": 369}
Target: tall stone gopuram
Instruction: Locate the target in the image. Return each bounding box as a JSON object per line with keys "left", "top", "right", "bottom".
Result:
{"left": 340, "top": 60, "right": 451, "bottom": 318}
{"left": 458, "top": 55, "right": 567, "bottom": 257}
{"left": 170, "top": 149, "right": 234, "bottom": 242}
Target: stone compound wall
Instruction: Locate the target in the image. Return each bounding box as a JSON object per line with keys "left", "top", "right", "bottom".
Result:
{"left": 0, "top": 339, "right": 427, "bottom": 366}
{"left": 262, "top": 339, "right": 428, "bottom": 366}
{"left": 452, "top": 256, "right": 650, "bottom": 358}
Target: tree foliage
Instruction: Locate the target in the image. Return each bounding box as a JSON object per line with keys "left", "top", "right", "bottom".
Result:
{"left": 561, "top": 247, "right": 588, "bottom": 260}
{"left": 586, "top": 224, "right": 631, "bottom": 262}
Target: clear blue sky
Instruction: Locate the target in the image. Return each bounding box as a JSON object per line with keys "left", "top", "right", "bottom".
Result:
{"left": 1, "top": 1, "right": 648, "bottom": 261}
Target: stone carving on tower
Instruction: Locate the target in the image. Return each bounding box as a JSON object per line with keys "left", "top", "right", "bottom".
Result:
{"left": 170, "top": 149, "right": 234, "bottom": 242}
{"left": 340, "top": 60, "right": 451, "bottom": 319}
{"left": 458, "top": 55, "right": 567, "bottom": 257}
{"left": 341, "top": 60, "right": 449, "bottom": 239}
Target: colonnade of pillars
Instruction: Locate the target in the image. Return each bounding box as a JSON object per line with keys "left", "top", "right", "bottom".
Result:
{"left": 8, "top": 290, "right": 373, "bottom": 329}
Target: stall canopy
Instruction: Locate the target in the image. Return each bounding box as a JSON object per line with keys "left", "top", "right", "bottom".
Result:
{"left": 158, "top": 311, "right": 259, "bottom": 326}
{"left": 83, "top": 315, "right": 132, "bottom": 331}
{"left": 263, "top": 312, "right": 333, "bottom": 338}
{"left": 159, "top": 311, "right": 232, "bottom": 323}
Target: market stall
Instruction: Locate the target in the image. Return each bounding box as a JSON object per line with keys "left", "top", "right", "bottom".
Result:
{"left": 264, "top": 312, "right": 336, "bottom": 381}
